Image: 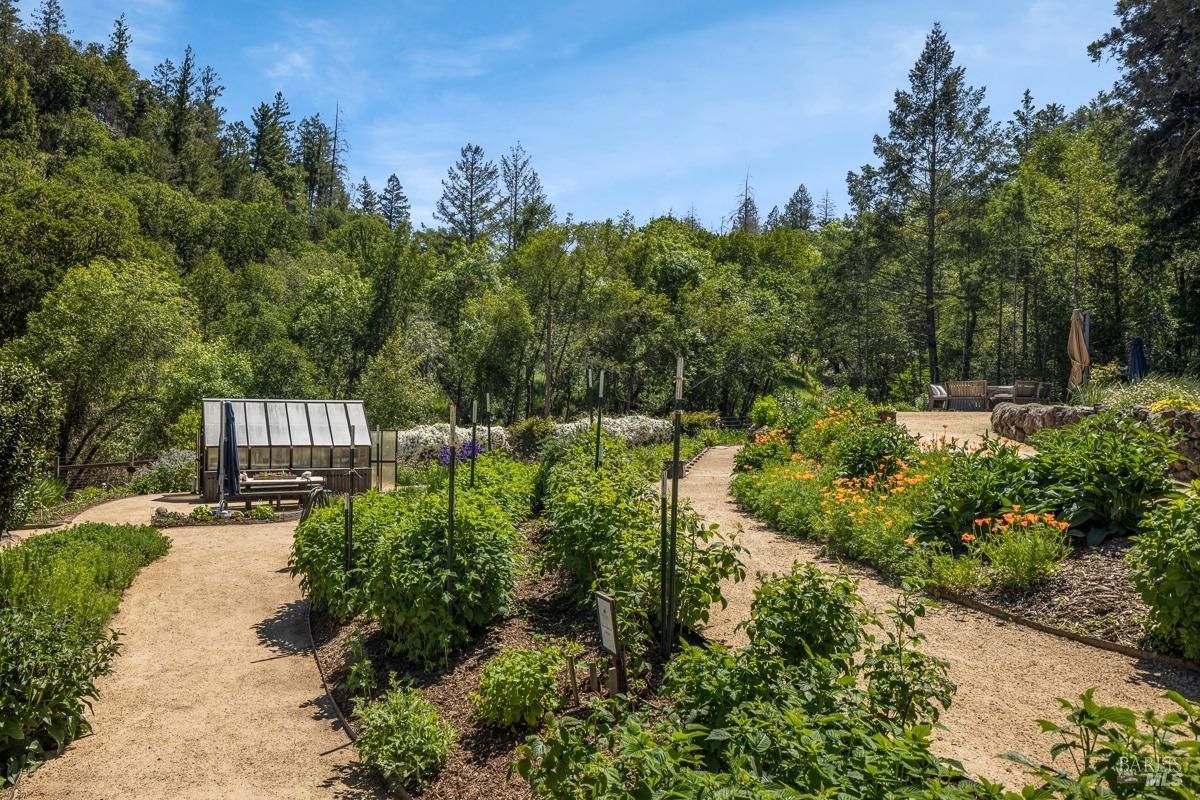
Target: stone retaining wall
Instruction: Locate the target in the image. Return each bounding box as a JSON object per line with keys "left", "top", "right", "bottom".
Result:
{"left": 991, "top": 402, "right": 1200, "bottom": 482}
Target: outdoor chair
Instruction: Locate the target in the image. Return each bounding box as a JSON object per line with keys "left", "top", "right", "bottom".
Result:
{"left": 1013, "top": 380, "right": 1040, "bottom": 405}
{"left": 945, "top": 380, "right": 988, "bottom": 411}
{"left": 928, "top": 383, "right": 949, "bottom": 410}
{"left": 1037, "top": 381, "right": 1052, "bottom": 402}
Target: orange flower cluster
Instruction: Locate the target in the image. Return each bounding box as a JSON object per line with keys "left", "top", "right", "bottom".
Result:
{"left": 809, "top": 405, "right": 857, "bottom": 432}
{"left": 968, "top": 508, "right": 1071, "bottom": 537}
{"left": 752, "top": 427, "right": 789, "bottom": 445}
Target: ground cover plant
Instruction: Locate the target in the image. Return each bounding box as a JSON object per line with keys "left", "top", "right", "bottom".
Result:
{"left": 353, "top": 682, "right": 455, "bottom": 792}
{"left": 0, "top": 523, "right": 171, "bottom": 782}
{"left": 470, "top": 645, "right": 566, "bottom": 728}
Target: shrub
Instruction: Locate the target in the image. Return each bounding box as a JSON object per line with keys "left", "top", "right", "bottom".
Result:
{"left": 249, "top": 504, "right": 275, "bottom": 520}
{"left": 1030, "top": 412, "right": 1176, "bottom": 543}
{"left": 0, "top": 607, "right": 120, "bottom": 780}
{"left": 190, "top": 505, "right": 212, "bottom": 521}
{"left": 470, "top": 646, "right": 563, "bottom": 728}
{"left": 342, "top": 633, "right": 377, "bottom": 699}
{"left": 128, "top": 448, "right": 196, "bottom": 494}
{"left": 353, "top": 684, "right": 454, "bottom": 792}
{"left": 507, "top": 416, "right": 557, "bottom": 458}
{"left": 1129, "top": 490, "right": 1200, "bottom": 660}
{"left": 918, "top": 545, "right": 985, "bottom": 593}
{"left": 367, "top": 493, "right": 521, "bottom": 668}
{"left": 742, "top": 563, "right": 865, "bottom": 666}
{"left": 912, "top": 438, "right": 1034, "bottom": 551}
{"left": 972, "top": 513, "right": 1071, "bottom": 591}
{"left": 0, "top": 358, "right": 62, "bottom": 533}
{"left": 829, "top": 420, "right": 916, "bottom": 479}
{"left": 749, "top": 395, "right": 783, "bottom": 428}
{"left": 679, "top": 410, "right": 719, "bottom": 436}
{"left": 0, "top": 523, "right": 169, "bottom": 781}
{"left": 863, "top": 586, "right": 955, "bottom": 727}
{"left": 732, "top": 428, "right": 791, "bottom": 471}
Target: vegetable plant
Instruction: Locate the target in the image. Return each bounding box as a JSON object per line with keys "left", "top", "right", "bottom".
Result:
{"left": 353, "top": 683, "right": 454, "bottom": 792}
{"left": 470, "top": 646, "right": 563, "bottom": 728}
{"left": 1128, "top": 488, "right": 1200, "bottom": 660}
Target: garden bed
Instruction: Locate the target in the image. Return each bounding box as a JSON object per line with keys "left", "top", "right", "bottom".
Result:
{"left": 310, "top": 521, "right": 605, "bottom": 800}
{"left": 15, "top": 487, "right": 134, "bottom": 529}
{"left": 961, "top": 538, "right": 1151, "bottom": 650}
{"left": 150, "top": 507, "right": 300, "bottom": 528}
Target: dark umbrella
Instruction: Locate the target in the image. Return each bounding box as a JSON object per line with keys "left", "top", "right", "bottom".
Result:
{"left": 1129, "top": 336, "right": 1149, "bottom": 382}
{"left": 219, "top": 400, "right": 240, "bottom": 506}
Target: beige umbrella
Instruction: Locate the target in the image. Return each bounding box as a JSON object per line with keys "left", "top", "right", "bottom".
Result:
{"left": 1068, "top": 308, "right": 1091, "bottom": 390}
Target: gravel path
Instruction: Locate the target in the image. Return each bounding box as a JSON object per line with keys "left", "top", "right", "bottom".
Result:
{"left": 688, "top": 446, "right": 1200, "bottom": 787}
{"left": 896, "top": 410, "right": 1034, "bottom": 455}
{"left": 17, "top": 497, "right": 377, "bottom": 800}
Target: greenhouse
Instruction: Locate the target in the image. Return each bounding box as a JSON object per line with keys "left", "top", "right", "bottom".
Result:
{"left": 197, "top": 398, "right": 372, "bottom": 500}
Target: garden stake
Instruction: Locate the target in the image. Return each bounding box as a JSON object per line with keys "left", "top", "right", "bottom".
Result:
{"left": 588, "top": 661, "right": 599, "bottom": 693}
{"left": 659, "top": 468, "right": 669, "bottom": 657}
{"left": 470, "top": 398, "right": 478, "bottom": 488}
{"left": 665, "top": 356, "right": 684, "bottom": 653}
{"left": 587, "top": 367, "right": 594, "bottom": 428}
{"left": 446, "top": 404, "right": 457, "bottom": 635}
{"left": 485, "top": 392, "right": 492, "bottom": 452}
{"left": 594, "top": 369, "right": 605, "bottom": 469}
{"left": 344, "top": 424, "right": 356, "bottom": 581}
{"left": 567, "top": 659, "right": 580, "bottom": 705}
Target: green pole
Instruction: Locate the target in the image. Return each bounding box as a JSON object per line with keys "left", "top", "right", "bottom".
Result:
{"left": 594, "top": 369, "right": 604, "bottom": 470}
{"left": 665, "top": 356, "right": 683, "bottom": 653}
{"left": 470, "top": 399, "right": 478, "bottom": 488}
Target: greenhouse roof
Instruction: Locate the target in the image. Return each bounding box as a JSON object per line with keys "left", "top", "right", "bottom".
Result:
{"left": 201, "top": 399, "right": 371, "bottom": 448}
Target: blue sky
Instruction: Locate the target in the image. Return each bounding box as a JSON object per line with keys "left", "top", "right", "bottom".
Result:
{"left": 56, "top": 0, "right": 1121, "bottom": 229}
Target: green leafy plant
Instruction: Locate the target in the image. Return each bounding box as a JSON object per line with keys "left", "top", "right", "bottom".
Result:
{"left": 189, "top": 505, "right": 212, "bottom": 521}
{"left": 912, "top": 437, "right": 1034, "bottom": 550}
{"left": 1031, "top": 412, "right": 1177, "bottom": 543}
{"left": 0, "top": 523, "right": 169, "bottom": 781}
{"left": 678, "top": 410, "right": 719, "bottom": 436}
{"left": 974, "top": 515, "right": 1071, "bottom": 591}
{"left": 741, "top": 563, "right": 866, "bottom": 666}
{"left": 128, "top": 448, "right": 196, "bottom": 494}
{"left": 508, "top": 416, "right": 557, "bottom": 458}
{"left": 470, "top": 646, "right": 563, "bottom": 728}
{"left": 0, "top": 358, "right": 62, "bottom": 534}
{"left": 366, "top": 492, "right": 521, "bottom": 668}
{"left": 248, "top": 504, "right": 275, "bottom": 520}
{"left": 863, "top": 583, "right": 955, "bottom": 727}
{"left": 353, "top": 682, "right": 454, "bottom": 792}
{"left": 1128, "top": 489, "right": 1200, "bottom": 660}
{"left": 342, "top": 632, "right": 377, "bottom": 699}
{"left": 830, "top": 420, "right": 917, "bottom": 479}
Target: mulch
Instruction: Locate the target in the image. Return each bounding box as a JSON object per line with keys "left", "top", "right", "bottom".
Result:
{"left": 966, "top": 538, "right": 1154, "bottom": 651}
{"left": 311, "top": 521, "right": 606, "bottom": 800}
{"left": 150, "top": 508, "right": 302, "bottom": 528}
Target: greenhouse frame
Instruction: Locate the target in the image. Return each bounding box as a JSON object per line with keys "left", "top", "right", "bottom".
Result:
{"left": 197, "top": 398, "right": 372, "bottom": 501}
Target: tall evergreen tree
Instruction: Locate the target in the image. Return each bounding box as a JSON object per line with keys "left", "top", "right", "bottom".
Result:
{"left": 436, "top": 142, "right": 501, "bottom": 244}
{"left": 295, "top": 114, "right": 333, "bottom": 209}
{"left": 165, "top": 46, "right": 196, "bottom": 159}
{"left": 108, "top": 13, "right": 130, "bottom": 59}
{"left": 764, "top": 205, "right": 781, "bottom": 232}
{"left": 731, "top": 174, "right": 759, "bottom": 234}
{"left": 858, "top": 23, "right": 994, "bottom": 384}
{"left": 817, "top": 190, "right": 837, "bottom": 226}
{"left": 355, "top": 176, "right": 378, "bottom": 215}
{"left": 0, "top": 0, "right": 22, "bottom": 45}
{"left": 782, "top": 184, "right": 815, "bottom": 229}
{"left": 250, "top": 91, "right": 293, "bottom": 191}
{"left": 380, "top": 174, "right": 411, "bottom": 228}
{"left": 500, "top": 142, "right": 552, "bottom": 252}
{"left": 34, "top": 0, "right": 63, "bottom": 36}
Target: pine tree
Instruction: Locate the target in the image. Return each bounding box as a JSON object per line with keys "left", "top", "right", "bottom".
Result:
{"left": 295, "top": 114, "right": 333, "bottom": 209}
{"left": 862, "top": 22, "right": 994, "bottom": 384}
{"left": 34, "top": 0, "right": 63, "bottom": 36}
{"left": 250, "top": 91, "right": 293, "bottom": 190}
{"left": 380, "top": 174, "right": 411, "bottom": 228}
{"left": 763, "top": 205, "right": 781, "bottom": 231}
{"left": 165, "top": 46, "right": 196, "bottom": 158}
{"left": 435, "top": 142, "right": 501, "bottom": 244}
{"left": 108, "top": 13, "right": 131, "bottom": 59}
{"left": 731, "top": 174, "right": 759, "bottom": 234}
{"left": 817, "top": 190, "right": 837, "bottom": 226}
{"left": 0, "top": 0, "right": 21, "bottom": 45}
{"left": 499, "top": 142, "right": 552, "bottom": 252}
{"left": 355, "top": 176, "right": 378, "bottom": 215}
{"left": 781, "top": 184, "right": 815, "bottom": 230}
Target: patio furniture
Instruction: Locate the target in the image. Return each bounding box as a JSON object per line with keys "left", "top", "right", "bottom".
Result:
{"left": 988, "top": 384, "right": 1015, "bottom": 409}
{"left": 232, "top": 472, "right": 326, "bottom": 509}
{"left": 928, "top": 383, "right": 949, "bottom": 410}
{"left": 945, "top": 380, "right": 988, "bottom": 411}
{"left": 1013, "top": 380, "right": 1039, "bottom": 404}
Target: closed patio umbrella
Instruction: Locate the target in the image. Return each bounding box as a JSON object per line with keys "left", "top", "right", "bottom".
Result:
{"left": 1129, "top": 336, "right": 1149, "bottom": 382}
{"left": 1068, "top": 309, "right": 1091, "bottom": 390}
{"left": 218, "top": 400, "right": 240, "bottom": 509}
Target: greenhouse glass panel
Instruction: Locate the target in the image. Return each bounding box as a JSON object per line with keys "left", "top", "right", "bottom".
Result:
{"left": 266, "top": 402, "right": 290, "bottom": 446}
{"left": 250, "top": 447, "right": 270, "bottom": 469}
{"left": 286, "top": 402, "right": 311, "bottom": 446}
{"left": 327, "top": 403, "right": 351, "bottom": 446}
{"left": 333, "top": 447, "right": 352, "bottom": 469}
{"left": 311, "top": 446, "right": 331, "bottom": 468}
{"left": 309, "top": 403, "right": 333, "bottom": 447}
{"left": 203, "top": 401, "right": 222, "bottom": 447}
{"left": 347, "top": 404, "right": 371, "bottom": 445}
{"left": 232, "top": 402, "right": 248, "bottom": 446}
{"left": 206, "top": 446, "right": 218, "bottom": 470}
{"left": 244, "top": 402, "right": 269, "bottom": 446}
{"left": 271, "top": 447, "right": 289, "bottom": 468}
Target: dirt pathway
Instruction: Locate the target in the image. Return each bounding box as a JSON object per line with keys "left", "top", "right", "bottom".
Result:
{"left": 688, "top": 446, "right": 1200, "bottom": 787}
{"left": 17, "top": 497, "right": 377, "bottom": 800}
{"left": 896, "top": 411, "right": 1034, "bottom": 455}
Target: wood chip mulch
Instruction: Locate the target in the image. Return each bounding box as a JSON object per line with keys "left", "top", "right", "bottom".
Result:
{"left": 967, "top": 538, "right": 1155, "bottom": 651}
{"left": 311, "top": 521, "right": 606, "bottom": 800}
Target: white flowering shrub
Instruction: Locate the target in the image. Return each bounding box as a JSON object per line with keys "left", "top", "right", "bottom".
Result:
{"left": 551, "top": 415, "right": 672, "bottom": 447}
{"left": 395, "top": 424, "right": 511, "bottom": 464}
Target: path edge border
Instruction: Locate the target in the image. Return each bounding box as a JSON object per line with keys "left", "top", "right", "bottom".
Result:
{"left": 303, "top": 598, "right": 415, "bottom": 800}
{"left": 933, "top": 588, "right": 1200, "bottom": 675}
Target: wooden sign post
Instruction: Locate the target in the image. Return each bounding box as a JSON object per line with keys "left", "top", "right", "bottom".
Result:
{"left": 595, "top": 592, "right": 627, "bottom": 694}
